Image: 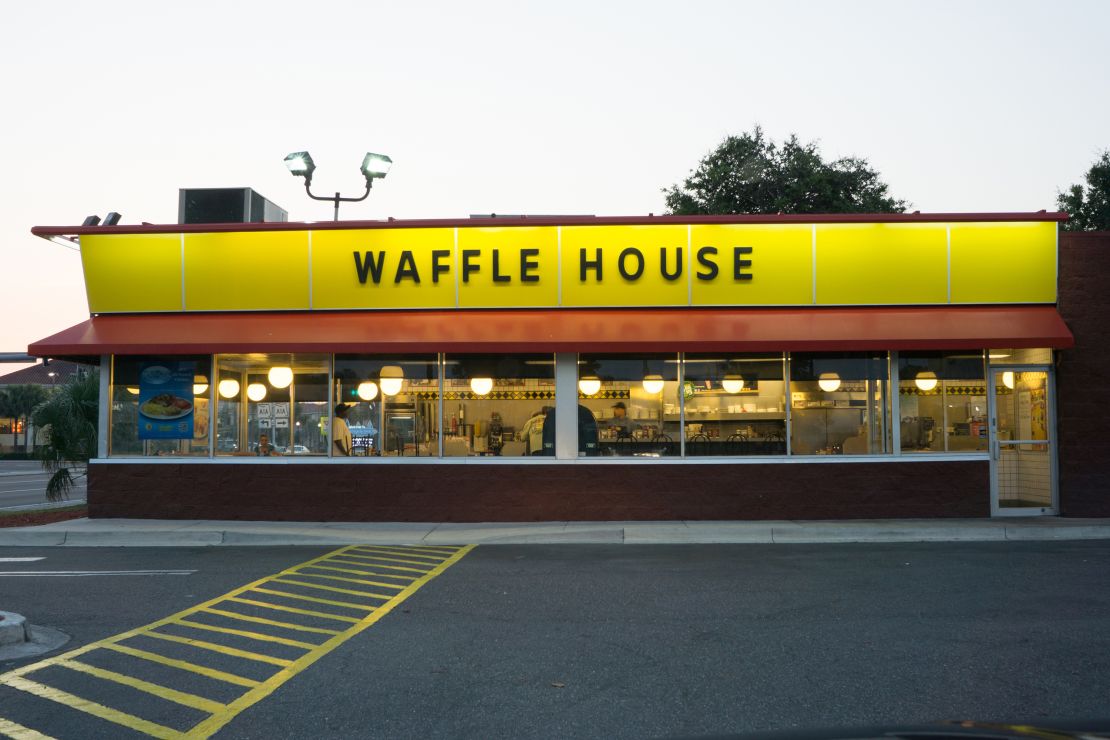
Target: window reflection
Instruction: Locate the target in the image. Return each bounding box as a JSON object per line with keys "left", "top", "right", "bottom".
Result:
{"left": 683, "top": 354, "right": 786, "bottom": 456}
{"left": 789, "top": 353, "right": 890, "bottom": 455}
{"left": 334, "top": 355, "right": 439, "bottom": 456}
{"left": 109, "top": 355, "right": 211, "bottom": 457}
{"left": 899, "top": 353, "right": 987, "bottom": 453}
{"left": 578, "top": 354, "right": 680, "bottom": 457}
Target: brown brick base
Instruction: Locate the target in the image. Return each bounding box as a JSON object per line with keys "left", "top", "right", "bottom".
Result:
{"left": 88, "top": 460, "right": 989, "bottom": 521}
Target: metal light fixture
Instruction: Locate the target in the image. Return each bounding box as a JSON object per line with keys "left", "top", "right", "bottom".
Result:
{"left": 470, "top": 377, "right": 494, "bottom": 396}
{"left": 218, "top": 379, "right": 240, "bottom": 399}
{"left": 246, "top": 383, "right": 268, "bottom": 402}
{"left": 721, "top": 375, "right": 745, "bottom": 394}
{"left": 914, "top": 371, "right": 938, "bottom": 392}
{"left": 283, "top": 149, "right": 391, "bottom": 221}
{"left": 380, "top": 366, "right": 404, "bottom": 396}
{"left": 357, "top": 381, "right": 379, "bottom": 401}
{"left": 578, "top": 377, "right": 601, "bottom": 396}
{"left": 817, "top": 372, "right": 841, "bottom": 393}
{"left": 642, "top": 374, "right": 665, "bottom": 395}
{"left": 1002, "top": 371, "right": 1015, "bottom": 390}
{"left": 268, "top": 366, "right": 294, "bottom": 389}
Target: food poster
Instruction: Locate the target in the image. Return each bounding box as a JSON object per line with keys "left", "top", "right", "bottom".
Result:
{"left": 138, "top": 361, "right": 195, "bottom": 439}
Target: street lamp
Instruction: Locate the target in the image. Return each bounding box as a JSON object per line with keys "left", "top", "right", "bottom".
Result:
{"left": 283, "top": 150, "right": 392, "bottom": 221}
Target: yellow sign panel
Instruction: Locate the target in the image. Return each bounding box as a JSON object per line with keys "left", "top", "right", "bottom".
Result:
{"left": 79, "top": 221, "right": 1058, "bottom": 313}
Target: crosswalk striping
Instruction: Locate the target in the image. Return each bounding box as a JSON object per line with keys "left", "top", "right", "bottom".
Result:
{"left": 0, "top": 544, "right": 474, "bottom": 739}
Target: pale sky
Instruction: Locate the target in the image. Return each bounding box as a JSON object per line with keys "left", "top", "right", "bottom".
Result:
{"left": 2, "top": 0, "right": 1108, "bottom": 364}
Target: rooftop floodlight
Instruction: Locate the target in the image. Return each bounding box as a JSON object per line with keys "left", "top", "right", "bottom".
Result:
{"left": 285, "top": 149, "right": 392, "bottom": 221}
{"left": 82, "top": 215, "right": 100, "bottom": 226}
{"left": 284, "top": 151, "right": 316, "bottom": 182}
{"left": 360, "top": 152, "right": 393, "bottom": 181}
{"left": 102, "top": 212, "right": 122, "bottom": 226}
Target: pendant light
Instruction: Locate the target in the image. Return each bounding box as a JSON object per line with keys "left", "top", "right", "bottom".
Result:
{"left": 218, "top": 379, "right": 240, "bottom": 399}
{"left": 193, "top": 375, "right": 209, "bottom": 396}
{"left": 914, "top": 371, "right": 938, "bottom": 392}
{"left": 721, "top": 375, "right": 745, "bottom": 394}
{"left": 268, "top": 366, "right": 294, "bottom": 389}
{"left": 246, "top": 383, "right": 267, "bottom": 402}
{"left": 126, "top": 386, "right": 140, "bottom": 395}
{"left": 817, "top": 372, "right": 841, "bottom": 393}
{"left": 1002, "top": 371, "right": 1015, "bottom": 390}
{"left": 578, "top": 376, "right": 601, "bottom": 396}
{"left": 470, "top": 377, "right": 494, "bottom": 396}
{"left": 357, "top": 381, "right": 379, "bottom": 401}
{"left": 380, "top": 366, "right": 404, "bottom": 396}
{"left": 642, "top": 374, "right": 665, "bottom": 395}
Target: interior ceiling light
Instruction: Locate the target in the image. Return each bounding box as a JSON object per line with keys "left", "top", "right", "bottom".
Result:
{"left": 470, "top": 377, "right": 494, "bottom": 396}
{"left": 1002, "top": 371, "right": 1015, "bottom": 390}
{"left": 721, "top": 375, "right": 745, "bottom": 394}
{"left": 218, "top": 379, "right": 240, "bottom": 399}
{"left": 915, "top": 371, "right": 938, "bottom": 392}
{"left": 126, "top": 386, "right": 139, "bottom": 395}
{"left": 817, "top": 372, "right": 841, "bottom": 393}
{"left": 357, "top": 381, "right": 379, "bottom": 401}
{"left": 193, "top": 383, "right": 209, "bottom": 396}
{"left": 380, "top": 366, "right": 404, "bottom": 396}
{"left": 246, "top": 383, "right": 267, "bottom": 402}
{"left": 578, "top": 377, "right": 601, "bottom": 396}
{"left": 642, "top": 374, "right": 665, "bottom": 395}
{"left": 268, "top": 366, "right": 294, "bottom": 389}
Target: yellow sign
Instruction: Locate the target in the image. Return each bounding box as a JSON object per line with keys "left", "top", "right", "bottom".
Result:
{"left": 78, "top": 221, "right": 1058, "bottom": 313}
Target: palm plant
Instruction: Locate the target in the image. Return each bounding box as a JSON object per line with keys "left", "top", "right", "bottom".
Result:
{"left": 1, "top": 384, "right": 49, "bottom": 451}
{"left": 33, "top": 369, "right": 99, "bottom": 501}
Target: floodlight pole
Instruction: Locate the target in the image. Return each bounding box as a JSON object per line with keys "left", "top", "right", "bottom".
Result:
{"left": 302, "top": 179, "right": 373, "bottom": 221}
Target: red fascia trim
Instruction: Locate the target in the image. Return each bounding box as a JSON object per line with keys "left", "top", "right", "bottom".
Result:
{"left": 27, "top": 306, "right": 1075, "bottom": 357}
{"left": 31, "top": 212, "right": 1069, "bottom": 238}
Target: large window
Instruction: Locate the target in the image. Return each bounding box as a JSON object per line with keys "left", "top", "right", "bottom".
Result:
{"left": 789, "top": 353, "right": 890, "bottom": 455}
{"left": 214, "top": 354, "right": 329, "bottom": 456}
{"left": 109, "top": 355, "right": 212, "bottom": 457}
{"left": 443, "top": 354, "right": 555, "bottom": 457}
{"left": 334, "top": 355, "right": 439, "bottom": 456}
{"left": 898, "top": 353, "right": 987, "bottom": 453}
{"left": 578, "top": 354, "right": 680, "bottom": 457}
{"left": 682, "top": 354, "right": 787, "bottom": 456}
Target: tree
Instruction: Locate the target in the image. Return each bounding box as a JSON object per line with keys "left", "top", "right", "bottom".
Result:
{"left": 33, "top": 369, "right": 98, "bottom": 501}
{"left": 0, "top": 384, "right": 49, "bottom": 452}
{"left": 664, "top": 126, "right": 907, "bottom": 215}
{"left": 1058, "top": 151, "right": 1110, "bottom": 231}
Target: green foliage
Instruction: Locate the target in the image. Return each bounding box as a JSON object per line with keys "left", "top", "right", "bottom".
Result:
{"left": 664, "top": 126, "right": 907, "bottom": 215}
{"left": 1058, "top": 151, "right": 1110, "bottom": 231}
{"left": 32, "top": 369, "right": 99, "bottom": 501}
{"left": 0, "top": 383, "right": 49, "bottom": 450}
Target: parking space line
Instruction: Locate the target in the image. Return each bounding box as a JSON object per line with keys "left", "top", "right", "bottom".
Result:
{"left": 319, "top": 561, "right": 418, "bottom": 579}
{"left": 322, "top": 557, "right": 427, "bottom": 573}
{"left": 99, "top": 644, "right": 261, "bottom": 688}
{"left": 200, "top": 608, "right": 342, "bottom": 636}
{"left": 2, "top": 675, "right": 181, "bottom": 740}
{"left": 0, "top": 544, "right": 475, "bottom": 739}
{"left": 56, "top": 660, "right": 226, "bottom": 715}
{"left": 225, "top": 597, "right": 360, "bottom": 623}
{"left": 348, "top": 547, "right": 447, "bottom": 563}
{"left": 143, "top": 632, "right": 294, "bottom": 667}
{"left": 297, "top": 565, "right": 407, "bottom": 586}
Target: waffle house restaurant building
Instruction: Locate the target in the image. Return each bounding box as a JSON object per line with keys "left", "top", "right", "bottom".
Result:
{"left": 28, "top": 213, "right": 1110, "bottom": 521}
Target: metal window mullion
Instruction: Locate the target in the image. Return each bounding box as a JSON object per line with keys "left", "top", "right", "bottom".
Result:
{"left": 783, "top": 352, "right": 792, "bottom": 456}
{"left": 942, "top": 376, "right": 950, "bottom": 453}
{"left": 326, "top": 354, "right": 334, "bottom": 458}
{"left": 438, "top": 353, "right": 445, "bottom": 458}
{"left": 100, "top": 354, "right": 111, "bottom": 458}
{"left": 890, "top": 351, "right": 900, "bottom": 456}
{"left": 207, "top": 355, "right": 215, "bottom": 459}
{"left": 678, "top": 352, "right": 685, "bottom": 458}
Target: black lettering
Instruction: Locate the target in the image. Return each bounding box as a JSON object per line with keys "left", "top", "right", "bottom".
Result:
{"left": 733, "top": 246, "right": 753, "bottom": 281}
{"left": 618, "top": 247, "right": 645, "bottom": 281}
{"left": 431, "top": 250, "right": 451, "bottom": 283}
{"left": 354, "top": 251, "right": 385, "bottom": 284}
{"left": 660, "top": 246, "right": 683, "bottom": 281}
{"left": 696, "top": 246, "right": 719, "bottom": 280}
{"left": 491, "top": 249, "right": 511, "bottom": 283}
{"left": 394, "top": 250, "right": 420, "bottom": 283}
{"left": 580, "top": 248, "right": 603, "bottom": 282}
{"left": 462, "top": 249, "right": 481, "bottom": 283}
{"left": 520, "top": 248, "right": 540, "bottom": 283}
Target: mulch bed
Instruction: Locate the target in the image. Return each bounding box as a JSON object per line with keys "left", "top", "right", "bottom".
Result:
{"left": 0, "top": 506, "right": 88, "bottom": 528}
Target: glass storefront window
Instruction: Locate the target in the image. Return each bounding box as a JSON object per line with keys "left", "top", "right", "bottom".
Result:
{"left": 109, "top": 355, "right": 212, "bottom": 457}
{"left": 682, "top": 354, "right": 787, "bottom": 456}
{"left": 334, "top": 355, "right": 439, "bottom": 457}
{"left": 214, "top": 354, "right": 329, "bottom": 456}
{"left": 789, "top": 353, "right": 890, "bottom": 456}
{"left": 578, "top": 354, "right": 680, "bottom": 457}
{"left": 443, "top": 354, "right": 555, "bottom": 457}
{"left": 898, "top": 352, "right": 987, "bottom": 453}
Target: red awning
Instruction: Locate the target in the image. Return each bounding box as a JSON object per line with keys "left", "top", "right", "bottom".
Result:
{"left": 28, "top": 306, "right": 1073, "bottom": 357}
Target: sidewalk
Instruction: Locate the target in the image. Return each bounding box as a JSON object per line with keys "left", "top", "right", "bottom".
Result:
{"left": 2, "top": 516, "right": 1110, "bottom": 547}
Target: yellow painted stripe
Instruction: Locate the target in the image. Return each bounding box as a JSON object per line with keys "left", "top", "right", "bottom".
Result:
{"left": 396, "top": 545, "right": 460, "bottom": 554}
{"left": 201, "top": 608, "right": 341, "bottom": 636}
{"left": 144, "top": 631, "right": 293, "bottom": 667}
{"left": 100, "top": 643, "right": 260, "bottom": 688}
{"left": 57, "top": 659, "right": 226, "bottom": 715}
{"left": 1, "top": 675, "right": 182, "bottom": 740}
{"left": 319, "top": 556, "right": 429, "bottom": 574}
{"left": 323, "top": 560, "right": 419, "bottom": 579}
{"left": 0, "top": 716, "right": 56, "bottom": 740}
{"left": 298, "top": 564, "right": 408, "bottom": 586}
{"left": 171, "top": 620, "right": 318, "bottom": 650}
{"left": 226, "top": 597, "right": 360, "bottom": 623}
{"left": 290, "top": 570, "right": 409, "bottom": 590}
{"left": 271, "top": 578, "right": 394, "bottom": 600}
{"left": 183, "top": 544, "right": 476, "bottom": 739}
{"left": 348, "top": 547, "right": 448, "bottom": 563}
{"left": 251, "top": 587, "right": 379, "bottom": 612}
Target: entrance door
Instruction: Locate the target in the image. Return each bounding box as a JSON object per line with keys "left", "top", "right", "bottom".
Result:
{"left": 989, "top": 366, "right": 1057, "bottom": 516}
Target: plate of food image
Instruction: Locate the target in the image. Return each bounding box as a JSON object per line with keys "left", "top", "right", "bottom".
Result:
{"left": 139, "top": 393, "right": 193, "bottom": 420}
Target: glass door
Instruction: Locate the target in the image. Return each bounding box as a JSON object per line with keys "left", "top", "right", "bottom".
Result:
{"left": 988, "top": 366, "right": 1056, "bottom": 515}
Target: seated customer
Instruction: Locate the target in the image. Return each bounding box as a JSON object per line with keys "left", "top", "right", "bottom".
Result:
{"left": 256, "top": 433, "right": 281, "bottom": 456}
